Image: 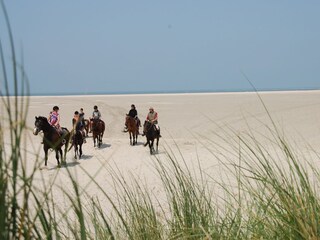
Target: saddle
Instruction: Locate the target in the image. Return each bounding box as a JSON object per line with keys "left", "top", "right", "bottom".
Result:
{"left": 91, "top": 119, "right": 102, "bottom": 131}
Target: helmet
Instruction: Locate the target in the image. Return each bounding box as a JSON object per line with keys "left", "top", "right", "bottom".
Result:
{"left": 131, "top": 104, "right": 135, "bottom": 108}
{"left": 74, "top": 111, "right": 79, "bottom": 115}
{"left": 53, "top": 106, "right": 59, "bottom": 111}
{"left": 94, "top": 105, "right": 98, "bottom": 110}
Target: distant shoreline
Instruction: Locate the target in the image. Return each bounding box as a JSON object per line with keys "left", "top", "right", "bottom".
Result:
{"left": 8, "top": 88, "right": 320, "bottom": 97}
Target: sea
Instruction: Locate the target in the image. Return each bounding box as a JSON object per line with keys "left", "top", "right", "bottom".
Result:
{"left": 22, "top": 87, "right": 319, "bottom": 97}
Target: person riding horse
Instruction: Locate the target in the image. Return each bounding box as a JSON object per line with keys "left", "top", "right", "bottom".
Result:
{"left": 41, "top": 105, "right": 66, "bottom": 145}
{"left": 48, "top": 106, "right": 63, "bottom": 135}
{"left": 79, "top": 108, "right": 85, "bottom": 126}
{"left": 143, "top": 107, "right": 161, "bottom": 137}
{"left": 72, "top": 111, "right": 86, "bottom": 143}
{"left": 90, "top": 105, "right": 102, "bottom": 132}
{"left": 124, "top": 104, "right": 141, "bottom": 133}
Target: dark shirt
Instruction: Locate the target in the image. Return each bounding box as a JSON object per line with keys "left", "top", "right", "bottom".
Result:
{"left": 72, "top": 118, "right": 83, "bottom": 131}
{"left": 79, "top": 112, "right": 85, "bottom": 124}
{"left": 128, "top": 109, "right": 138, "bottom": 118}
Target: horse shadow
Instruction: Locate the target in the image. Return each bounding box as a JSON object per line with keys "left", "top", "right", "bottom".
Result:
{"left": 135, "top": 141, "right": 145, "bottom": 146}
{"left": 78, "top": 154, "right": 93, "bottom": 160}
{"left": 96, "top": 143, "right": 111, "bottom": 149}
{"left": 64, "top": 161, "right": 81, "bottom": 168}
{"left": 46, "top": 160, "right": 80, "bottom": 170}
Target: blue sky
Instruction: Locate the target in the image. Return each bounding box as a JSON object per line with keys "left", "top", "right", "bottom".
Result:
{"left": 2, "top": 1, "right": 320, "bottom": 95}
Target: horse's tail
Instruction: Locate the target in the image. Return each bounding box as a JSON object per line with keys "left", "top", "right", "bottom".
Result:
{"left": 62, "top": 129, "right": 72, "bottom": 152}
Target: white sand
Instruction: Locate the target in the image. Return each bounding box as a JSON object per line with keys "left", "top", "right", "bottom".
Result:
{"left": 3, "top": 90, "right": 320, "bottom": 211}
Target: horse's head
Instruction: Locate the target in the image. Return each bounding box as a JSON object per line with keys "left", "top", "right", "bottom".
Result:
{"left": 33, "top": 116, "right": 49, "bottom": 135}
{"left": 143, "top": 120, "right": 153, "bottom": 132}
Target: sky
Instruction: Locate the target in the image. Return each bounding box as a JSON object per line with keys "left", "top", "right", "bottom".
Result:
{"left": 1, "top": 1, "right": 320, "bottom": 95}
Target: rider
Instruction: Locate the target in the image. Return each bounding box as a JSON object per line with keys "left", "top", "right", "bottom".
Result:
{"left": 124, "top": 104, "right": 141, "bottom": 132}
{"left": 143, "top": 107, "right": 161, "bottom": 137}
{"left": 90, "top": 105, "right": 101, "bottom": 132}
{"left": 79, "top": 108, "right": 85, "bottom": 125}
{"left": 72, "top": 111, "right": 86, "bottom": 143}
{"left": 48, "top": 106, "right": 62, "bottom": 134}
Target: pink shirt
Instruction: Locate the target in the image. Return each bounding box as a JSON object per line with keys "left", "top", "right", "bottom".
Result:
{"left": 49, "top": 111, "right": 60, "bottom": 127}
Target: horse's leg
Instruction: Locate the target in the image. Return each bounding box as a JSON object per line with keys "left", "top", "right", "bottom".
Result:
{"left": 136, "top": 129, "right": 139, "bottom": 143}
{"left": 151, "top": 139, "right": 155, "bottom": 154}
{"left": 156, "top": 137, "right": 159, "bottom": 153}
{"left": 79, "top": 143, "right": 82, "bottom": 158}
{"left": 100, "top": 133, "right": 103, "bottom": 146}
{"left": 132, "top": 132, "right": 135, "bottom": 145}
{"left": 134, "top": 131, "right": 137, "bottom": 145}
{"left": 129, "top": 131, "right": 132, "bottom": 145}
{"left": 74, "top": 144, "right": 78, "bottom": 159}
{"left": 60, "top": 148, "right": 64, "bottom": 165}
{"left": 149, "top": 139, "right": 153, "bottom": 154}
{"left": 44, "top": 147, "right": 48, "bottom": 167}
{"left": 64, "top": 142, "right": 68, "bottom": 162}
{"left": 56, "top": 149, "right": 61, "bottom": 167}
{"left": 135, "top": 130, "right": 138, "bottom": 144}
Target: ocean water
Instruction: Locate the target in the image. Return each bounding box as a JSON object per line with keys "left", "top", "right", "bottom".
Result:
{"left": 4, "top": 87, "right": 319, "bottom": 97}
{"left": 24, "top": 87, "right": 319, "bottom": 97}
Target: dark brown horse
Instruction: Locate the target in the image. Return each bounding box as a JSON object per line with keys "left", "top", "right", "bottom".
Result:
{"left": 33, "top": 116, "right": 70, "bottom": 167}
{"left": 143, "top": 121, "right": 159, "bottom": 154}
{"left": 69, "top": 129, "right": 84, "bottom": 159}
{"left": 125, "top": 115, "right": 138, "bottom": 145}
{"left": 91, "top": 119, "right": 105, "bottom": 147}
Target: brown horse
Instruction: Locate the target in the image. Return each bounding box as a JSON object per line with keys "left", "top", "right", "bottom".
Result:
{"left": 33, "top": 116, "right": 70, "bottom": 167}
{"left": 125, "top": 115, "right": 139, "bottom": 145}
{"left": 91, "top": 119, "right": 105, "bottom": 147}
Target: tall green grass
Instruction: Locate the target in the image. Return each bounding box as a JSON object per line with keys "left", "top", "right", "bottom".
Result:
{"left": 1, "top": 1, "right": 320, "bottom": 239}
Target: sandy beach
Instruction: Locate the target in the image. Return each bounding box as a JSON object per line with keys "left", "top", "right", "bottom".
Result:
{"left": 4, "top": 90, "right": 320, "bottom": 213}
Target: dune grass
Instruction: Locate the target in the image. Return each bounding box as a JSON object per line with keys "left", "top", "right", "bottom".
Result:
{"left": 1, "top": 1, "right": 320, "bottom": 239}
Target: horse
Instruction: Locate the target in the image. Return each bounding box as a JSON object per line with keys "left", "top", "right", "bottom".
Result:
{"left": 69, "top": 129, "right": 83, "bottom": 159}
{"left": 143, "top": 120, "right": 159, "bottom": 154}
{"left": 33, "top": 116, "right": 70, "bottom": 167}
{"left": 125, "top": 115, "right": 138, "bottom": 145}
{"left": 91, "top": 119, "right": 105, "bottom": 147}
{"left": 83, "top": 119, "right": 90, "bottom": 136}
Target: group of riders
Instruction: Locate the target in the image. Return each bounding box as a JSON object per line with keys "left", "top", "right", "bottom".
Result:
{"left": 47, "top": 104, "right": 161, "bottom": 143}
